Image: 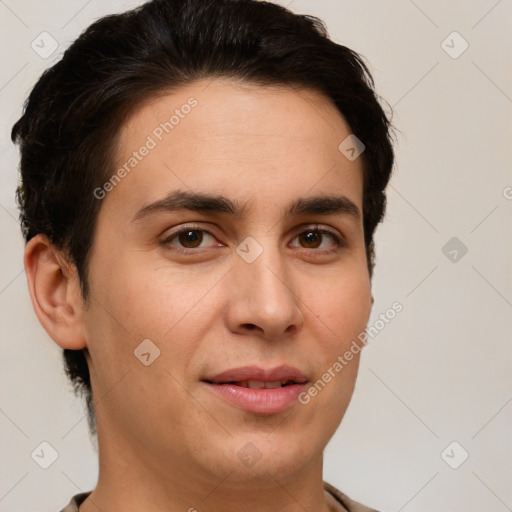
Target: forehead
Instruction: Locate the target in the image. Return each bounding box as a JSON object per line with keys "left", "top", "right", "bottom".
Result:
{"left": 103, "top": 78, "right": 364, "bottom": 221}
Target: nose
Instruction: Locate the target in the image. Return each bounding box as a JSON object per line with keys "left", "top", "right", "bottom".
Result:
{"left": 225, "top": 240, "right": 304, "bottom": 340}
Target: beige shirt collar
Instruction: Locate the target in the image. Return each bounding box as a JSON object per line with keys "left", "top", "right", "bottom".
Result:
{"left": 59, "top": 482, "right": 380, "bottom": 512}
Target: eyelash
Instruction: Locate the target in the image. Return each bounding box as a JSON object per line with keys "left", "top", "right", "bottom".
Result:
{"left": 160, "top": 223, "right": 346, "bottom": 255}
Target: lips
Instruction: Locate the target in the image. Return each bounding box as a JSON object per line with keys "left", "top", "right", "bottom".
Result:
{"left": 204, "top": 364, "right": 308, "bottom": 385}
{"left": 203, "top": 365, "right": 308, "bottom": 414}
{"left": 225, "top": 379, "right": 300, "bottom": 389}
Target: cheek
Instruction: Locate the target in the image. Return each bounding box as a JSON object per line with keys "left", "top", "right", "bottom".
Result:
{"left": 84, "top": 255, "right": 226, "bottom": 388}
{"left": 88, "top": 250, "right": 212, "bottom": 339}
{"left": 304, "top": 267, "right": 371, "bottom": 405}
{"left": 314, "top": 272, "right": 371, "bottom": 340}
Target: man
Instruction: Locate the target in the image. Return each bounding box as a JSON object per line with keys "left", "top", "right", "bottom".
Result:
{"left": 12, "top": 0, "right": 395, "bottom": 510}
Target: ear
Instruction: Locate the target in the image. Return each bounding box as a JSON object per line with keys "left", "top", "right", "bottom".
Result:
{"left": 24, "top": 234, "right": 86, "bottom": 350}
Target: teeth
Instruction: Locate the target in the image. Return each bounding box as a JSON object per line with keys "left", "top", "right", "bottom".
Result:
{"left": 247, "top": 380, "right": 265, "bottom": 389}
{"left": 226, "top": 379, "right": 305, "bottom": 388}
{"left": 235, "top": 380, "right": 287, "bottom": 389}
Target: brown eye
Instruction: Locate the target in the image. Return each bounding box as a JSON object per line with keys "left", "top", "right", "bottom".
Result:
{"left": 177, "top": 229, "right": 203, "bottom": 248}
{"left": 290, "top": 226, "right": 345, "bottom": 254}
{"left": 298, "top": 230, "right": 322, "bottom": 249}
{"left": 296, "top": 229, "right": 342, "bottom": 249}
{"left": 162, "top": 226, "right": 219, "bottom": 251}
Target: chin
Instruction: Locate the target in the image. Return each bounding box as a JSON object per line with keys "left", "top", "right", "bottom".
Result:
{"left": 200, "top": 432, "right": 323, "bottom": 483}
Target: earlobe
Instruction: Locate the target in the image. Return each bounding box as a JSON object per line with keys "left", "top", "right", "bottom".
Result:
{"left": 24, "top": 234, "right": 87, "bottom": 350}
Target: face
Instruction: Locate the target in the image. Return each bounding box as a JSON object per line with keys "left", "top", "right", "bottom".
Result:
{"left": 82, "top": 78, "right": 372, "bottom": 485}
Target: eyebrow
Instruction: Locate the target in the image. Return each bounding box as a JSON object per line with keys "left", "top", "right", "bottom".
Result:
{"left": 131, "top": 189, "right": 361, "bottom": 223}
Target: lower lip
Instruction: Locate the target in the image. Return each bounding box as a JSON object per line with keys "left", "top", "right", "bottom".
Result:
{"left": 203, "top": 382, "right": 307, "bottom": 414}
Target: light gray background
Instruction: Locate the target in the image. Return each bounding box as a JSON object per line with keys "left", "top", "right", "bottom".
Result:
{"left": 1, "top": 1, "right": 511, "bottom": 511}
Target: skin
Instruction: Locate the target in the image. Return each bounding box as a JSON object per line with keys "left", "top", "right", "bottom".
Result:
{"left": 25, "top": 78, "right": 374, "bottom": 512}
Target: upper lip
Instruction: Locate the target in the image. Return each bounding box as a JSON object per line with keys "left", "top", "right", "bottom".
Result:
{"left": 204, "top": 365, "right": 308, "bottom": 383}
